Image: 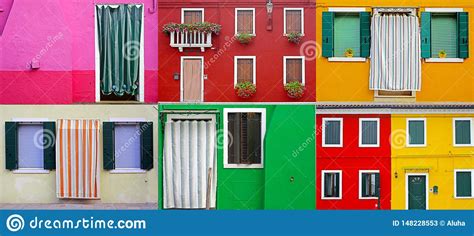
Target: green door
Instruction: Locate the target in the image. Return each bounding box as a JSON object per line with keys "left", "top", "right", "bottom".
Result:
{"left": 408, "top": 175, "right": 427, "bottom": 210}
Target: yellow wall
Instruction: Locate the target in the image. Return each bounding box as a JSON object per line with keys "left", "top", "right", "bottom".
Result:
{"left": 0, "top": 105, "right": 158, "bottom": 204}
{"left": 391, "top": 114, "right": 474, "bottom": 209}
{"left": 316, "top": 0, "right": 474, "bottom": 102}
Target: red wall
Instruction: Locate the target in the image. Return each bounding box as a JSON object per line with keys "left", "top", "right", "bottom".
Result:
{"left": 158, "top": 1, "right": 316, "bottom": 102}
{"left": 316, "top": 114, "right": 391, "bottom": 209}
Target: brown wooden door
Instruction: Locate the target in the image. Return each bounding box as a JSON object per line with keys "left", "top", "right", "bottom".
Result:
{"left": 182, "top": 58, "right": 202, "bottom": 102}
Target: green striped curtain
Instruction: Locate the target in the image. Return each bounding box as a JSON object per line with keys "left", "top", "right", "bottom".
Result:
{"left": 455, "top": 120, "right": 471, "bottom": 145}
{"left": 361, "top": 121, "right": 377, "bottom": 145}
{"left": 456, "top": 171, "right": 472, "bottom": 197}
{"left": 325, "top": 120, "right": 341, "bottom": 145}
{"left": 408, "top": 120, "right": 425, "bottom": 145}
{"left": 96, "top": 4, "right": 142, "bottom": 96}
{"left": 431, "top": 13, "right": 457, "bottom": 58}
{"left": 334, "top": 13, "right": 360, "bottom": 57}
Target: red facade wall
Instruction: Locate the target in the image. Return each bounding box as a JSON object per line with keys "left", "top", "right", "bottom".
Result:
{"left": 316, "top": 114, "right": 391, "bottom": 209}
{"left": 158, "top": 1, "right": 316, "bottom": 102}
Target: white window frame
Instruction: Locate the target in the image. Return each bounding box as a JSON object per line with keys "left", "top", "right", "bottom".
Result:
{"left": 181, "top": 8, "right": 205, "bottom": 23}
{"left": 424, "top": 8, "right": 465, "bottom": 63}
{"left": 283, "top": 56, "right": 305, "bottom": 85}
{"left": 405, "top": 173, "right": 429, "bottom": 210}
{"left": 283, "top": 8, "right": 304, "bottom": 36}
{"left": 359, "top": 118, "right": 380, "bottom": 147}
{"left": 358, "top": 170, "right": 380, "bottom": 200}
{"left": 454, "top": 169, "right": 474, "bottom": 198}
{"left": 180, "top": 56, "right": 205, "bottom": 102}
{"left": 453, "top": 118, "right": 474, "bottom": 147}
{"left": 234, "top": 8, "right": 255, "bottom": 36}
{"left": 406, "top": 118, "right": 427, "bottom": 147}
{"left": 321, "top": 170, "right": 342, "bottom": 200}
{"left": 234, "top": 56, "right": 256, "bottom": 85}
{"left": 223, "top": 108, "right": 266, "bottom": 169}
{"left": 94, "top": 4, "right": 145, "bottom": 103}
{"left": 374, "top": 90, "right": 415, "bottom": 98}
{"left": 322, "top": 118, "right": 343, "bottom": 147}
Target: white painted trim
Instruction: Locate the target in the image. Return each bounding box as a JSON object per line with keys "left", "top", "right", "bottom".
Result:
{"left": 358, "top": 170, "right": 380, "bottom": 200}
{"left": 374, "top": 90, "right": 416, "bottom": 98}
{"left": 322, "top": 118, "right": 343, "bottom": 147}
{"left": 234, "top": 56, "right": 257, "bottom": 85}
{"left": 223, "top": 108, "right": 266, "bottom": 169}
{"left": 453, "top": 118, "right": 474, "bottom": 147}
{"left": 328, "top": 7, "right": 366, "bottom": 12}
{"left": 424, "top": 8, "right": 464, "bottom": 13}
{"left": 453, "top": 169, "right": 474, "bottom": 198}
{"left": 283, "top": 56, "right": 306, "bottom": 85}
{"left": 315, "top": 108, "right": 474, "bottom": 115}
{"left": 13, "top": 169, "right": 50, "bottom": 174}
{"left": 110, "top": 168, "right": 147, "bottom": 174}
{"left": 425, "top": 58, "right": 464, "bottom": 63}
{"left": 359, "top": 118, "right": 380, "bottom": 147}
{"left": 12, "top": 118, "right": 49, "bottom": 122}
{"left": 181, "top": 8, "right": 205, "bottom": 23}
{"left": 109, "top": 118, "right": 146, "bottom": 122}
{"left": 283, "top": 8, "right": 304, "bottom": 36}
{"left": 405, "top": 173, "right": 429, "bottom": 210}
{"left": 406, "top": 118, "right": 427, "bottom": 147}
{"left": 321, "top": 170, "right": 342, "bottom": 200}
{"left": 235, "top": 8, "right": 256, "bottom": 36}
{"left": 180, "top": 56, "right": 205, "bottom": 102}
{"left": 328, "top": 57, "right": 367, "bottom": 62}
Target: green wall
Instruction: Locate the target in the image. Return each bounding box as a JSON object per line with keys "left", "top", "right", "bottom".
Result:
{"left": 158, "top": 104, "right": 315, "bottom": 210}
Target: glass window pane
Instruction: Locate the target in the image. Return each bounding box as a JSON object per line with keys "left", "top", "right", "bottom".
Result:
{"left": 114, "top": 124, "right": 141, "bottom": 169}
{"left": 431, "top": 13, "right": 457, "bottom": 58}
{"left": 408, "top": 120, "right": 425, "bottom": 145}
{"left": 455, "top": 120, "right": 471, "bottom": 145}
{"left": 361, "top": 120, "right": 378, "bottom": 145}
{"left": 18, "top": 124, "right": 44, "bottom": 169}
{"left": 456, "top": 171, "right": 472, "bottom": 197}
{"left": 324, "top": 172, "right": 340, "bottom": 198}
{"left": 334, "top": 13, "right": 360, "bottom": 57}
{"left": 325, "top": 120, "right": 341, "bottom": 145}
{"left": 227, "top": 112, "right": 262, "bottom": 165}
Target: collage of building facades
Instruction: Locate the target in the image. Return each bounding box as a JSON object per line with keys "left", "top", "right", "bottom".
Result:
{"left": 0, "top": 0, "right": 472, "bottom": 210}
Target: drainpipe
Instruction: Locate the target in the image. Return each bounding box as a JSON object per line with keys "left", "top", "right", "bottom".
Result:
{"left": 148, "top": 0, "right": 156, "bottom": 14}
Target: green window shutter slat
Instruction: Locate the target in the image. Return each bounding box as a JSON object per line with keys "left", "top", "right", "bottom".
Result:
{"left": 375, "top": 173, "right": 380, "bottom": 197}
{"left": 457, "top": 12, "right": 469, "bottom": 58}
{"left": 361, "top": 173, "right": 367, "bottom": 197}
{"left": 456, "top": 171, "right": 472, "bottom": 197}
{"left": 247, "top": 113, "right": 262, "bottom": 164}
{"left": 140, "top": 122, "right": 153, "bottom": 170}
{"left": 43, "top": 122, "right": 56, "bottom": 170}
{"left": 455, "top": 120, "right": 471, "bottom": 145}
{"left": 432, "top": 13, "right": 457, "bottom": 58}
{"left": 421, "top": 12, "right": 432, "bottom": 58}
{"left": 360, "top": 12, "right": 371, "bottom": 58}
{"left": 322, "top": 12, "right": 334, "bottom": 57}
{"left": 5, "top": 122, "right": 18, "bottom": 170}
{"left": 103, "top": 122, "right": 115, "bottom": 170}
{"left": 409, "top": 121, "right": 425, "bottom": 145}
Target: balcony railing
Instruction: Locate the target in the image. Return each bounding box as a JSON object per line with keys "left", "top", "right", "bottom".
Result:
{"left": 169, "top": 31, "right": 212, "bottom": 52}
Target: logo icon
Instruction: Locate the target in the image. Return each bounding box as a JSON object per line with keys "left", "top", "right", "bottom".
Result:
{"left": 6, "top": 214, "right": 25, "bottom": 232}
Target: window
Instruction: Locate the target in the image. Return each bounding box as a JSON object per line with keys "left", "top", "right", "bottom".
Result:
{"left": 283, "top": 56, "right": 305, "bottom": 84}
{"left": 322, "top": 170, "right": 342, "bottom": 199}
{"left": 334, "top": 13, "right": 360, "bottom": 57}
{"left": 359, "top": 118, "right": 379, "bottom": 147}
{"left": 359, "top": 171, "right": 380, "bottom": 199}
{"left": 431, "top": 13, "right": 457, "bottom": 58}
{"left": 453, "top": 118, "right": 473, "bottom": 146}
{"left": 375, "top": 90, "right": 414, "bottom": 97}
{"left": 234, "top": 56, "right": 256, "bottom": 85}
{"left": 235, "top": 8, "right": 255, "bottom": 35}
{"left": 181, "top": 8, "right": 204, "bottom": 24}
{"left": 103, "top": 121, "right": 153, "bottom": 172}
{"left": 406, "top": 118, "right": 426, "bottom": 147}
{"left": 454, "top": 170, "right": 473, "bottom": 198}
{"left": 95, "top": 4, "right": 144, "bottom": 102}
{"left": 284, "top": 8, "right": 304, "bottom": 35}
{"left": 322, "top": 118, "right": 343, "bottom": 147}
{"left": 224, "top": 108, "right": 266, "bottom": 168}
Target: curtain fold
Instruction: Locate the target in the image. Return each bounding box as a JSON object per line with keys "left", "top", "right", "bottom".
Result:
{"left": 96, "top": 4, "right": 142, "bottom": 96}
{"left": 369, "top": 14, "right": 421, "bottom": 91}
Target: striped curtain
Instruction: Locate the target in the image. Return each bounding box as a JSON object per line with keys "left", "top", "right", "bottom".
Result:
{"left": 369, "top": 14, "right": 421, "bottom": 91}
{"left": 56, "top": 119, "right": 100, "bottom": 199}
{"left": 163, "top": 120, "right": 217, "bottom": 209}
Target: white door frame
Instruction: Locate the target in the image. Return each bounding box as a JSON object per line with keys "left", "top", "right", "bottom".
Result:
{"left": 180, "top": 56, "right": 204, "bottom": 102}
{"left": 405, "top": 173, "right": 429, "bottom": 210}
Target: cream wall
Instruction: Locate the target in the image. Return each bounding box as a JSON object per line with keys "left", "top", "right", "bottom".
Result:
{"left": 0, "top": 105, "right": 158, "bottom": 204}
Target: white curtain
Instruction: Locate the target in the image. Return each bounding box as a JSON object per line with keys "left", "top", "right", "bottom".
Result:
{"left": 369, "top": 14, "right": 421, "bottom": 91}
{"left": 163, "top": 120, "right": 217, "bottom": 209}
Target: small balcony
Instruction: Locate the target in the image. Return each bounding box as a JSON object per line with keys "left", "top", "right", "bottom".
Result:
{"left": 169, "top": 31, "right": 212, "bottom": 52}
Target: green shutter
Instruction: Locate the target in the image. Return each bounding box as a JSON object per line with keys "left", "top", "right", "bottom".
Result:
{"left": 322, "top": 12, "right": 334, "bottom": 57}
{"left": 360, "top": 12, "right": 371, "bottom": 58}
{"left": 409, "top": 121, "right": 425, "bottom": 145}
{"left": 455, "top": 120, "right": 471, "bottom": 145}
{"left": 421, "top": 12, "right": 432, "bottom": 58}
{"left": 140, "top": 122, "right": 153, "bottom": 170}
{"left": 456, "top": 171, "right": 472, "bottom": 197}
{"left": 375, "top": 173, "right": 380, "bottom": 197}
{"left": 247, "top": 113, "right": 262, "bottom": 164}
{"left": 43, "top": 122, "right": 56, "bottom": 170}
{"left": 5, "top": 122, "right": 18, "bottom": 170}
{"left": 457, "top": 12, "right": 469, "bottom": 58}
{"left": 103, "top": 122, "right": 115, "bottom": 170}
{"left": 361, "top": 173, "right": 368, "bottom": 197}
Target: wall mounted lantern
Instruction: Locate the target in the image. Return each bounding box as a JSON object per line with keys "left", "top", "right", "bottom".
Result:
{"left": 266, "top": 0, "right": 273, "bottom": 31}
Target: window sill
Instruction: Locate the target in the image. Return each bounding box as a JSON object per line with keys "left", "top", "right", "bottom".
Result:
{"left": 322, "top": 144, "right": 343, "bottom": 148}
{"left": 359, "top": 144, "right": 380, "bottom": 148}
{"left": 110, "top": 168, "right": 146, "bottom": 174}
{"left": 235, "top": 33, "right": 256, "bottom": 36}
{"left": 454, "top": 196, "right": 474, "bottom": 199}
{"left": 359, "top": 197, "right": 379, "bottom": 200}
{"left": 406, "top": 144, "right": 427, "bottom": 148}
{"left": 321, "top": 197, "right": 342, "bottom": 200}
{"left": 453, "top": 144, "right": 474, "bottom": 147}
{"left": 13, "top": 169, "right": 50, "bottom": 174}
{"left": 328, "top": 57, "right": 366, "bottom": 62}
{"left": 224, "top": 164, "right": 263, "bottom": 169}
{"left": 425, "top": 58, "right": 464, "bottom": 63}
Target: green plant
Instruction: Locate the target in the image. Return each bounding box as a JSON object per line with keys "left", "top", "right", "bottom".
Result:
{"left": 345, "top": 48, "right": 354, "bottom": 55}
{"left": 236, "top": 33, "right": 254, "bottom": 44}
{"left": 286, "top": 32, "right": 303, "bottom": 44}
{"left": 284, "top": 81, "right": 305, "bottom": 99}
{"left": 235, "top": 81, "right": 256, "bottom": 98}
{"left": 438, "top": 50, "right": 447, "bottom": 58}
{"left": 163, "top": 22, "right": 222, "bottom": 35}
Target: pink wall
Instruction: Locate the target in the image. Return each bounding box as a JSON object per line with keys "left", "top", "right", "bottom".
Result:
{"left": 0, "top": 0, "right": 158, "bottom": 104}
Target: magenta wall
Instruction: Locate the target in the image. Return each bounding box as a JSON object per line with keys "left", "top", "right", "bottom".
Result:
{"left": 0, "top": 0, "right": 158, "bottom": 104}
